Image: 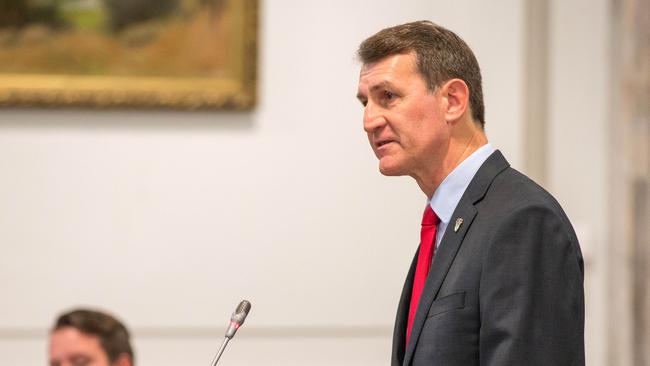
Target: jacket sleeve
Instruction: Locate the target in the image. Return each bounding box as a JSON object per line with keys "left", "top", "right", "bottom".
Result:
{"left": 478, "top": 204, "right": 585, "bottom": 366}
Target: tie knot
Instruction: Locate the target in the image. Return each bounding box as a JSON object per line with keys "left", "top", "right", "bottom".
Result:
{"left": 422, "top": 205, "right": 439, "bottom": 226}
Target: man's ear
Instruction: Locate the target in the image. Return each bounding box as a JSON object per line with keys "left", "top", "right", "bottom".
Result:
{"left": 112, "top": 353, "right": 133, "bottom": 366}
{"left": 441, "top": 78, "right": 470, "bottom": 123}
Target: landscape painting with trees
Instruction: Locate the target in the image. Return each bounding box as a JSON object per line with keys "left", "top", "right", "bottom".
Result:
{"left": 0, "top": 0, "right": 257, "bottom": 109}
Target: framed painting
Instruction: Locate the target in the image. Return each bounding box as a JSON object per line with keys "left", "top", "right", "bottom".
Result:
{"left": 0, "top": 0, "right": 257, "bottom": 110}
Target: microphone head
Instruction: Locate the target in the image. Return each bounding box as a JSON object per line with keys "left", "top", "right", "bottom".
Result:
{"left": 230, "top": 300, "right": 251, "bottom": 326}
{"left": 235, "top": 300, "right": 251, "bottom": 317}
{"left": 225, "top": 300, "right": 252, "bottom": 338}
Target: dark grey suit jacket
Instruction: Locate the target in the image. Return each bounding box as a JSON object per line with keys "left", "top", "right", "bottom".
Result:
{"left": 392, "top": 150, "right": 585, "bottom": 366}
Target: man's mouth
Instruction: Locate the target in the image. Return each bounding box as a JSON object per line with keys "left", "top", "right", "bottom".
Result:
{"left": 376, "top": 140, "right": 395, "bottom": 148}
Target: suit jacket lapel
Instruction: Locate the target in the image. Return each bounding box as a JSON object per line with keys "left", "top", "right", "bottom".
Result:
{"left": 402, "top": 203, "right": 477, "bottom": 365}
{"left": 401, "top": 150, "right": 510, "bottom": 366}
{"left": 392, "top": 250, "right": 418, "bottom": 366}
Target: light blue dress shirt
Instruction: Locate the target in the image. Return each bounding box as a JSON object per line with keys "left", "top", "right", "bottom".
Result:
{"left": 428, "top": 143, "right": 495, "bottom": 248}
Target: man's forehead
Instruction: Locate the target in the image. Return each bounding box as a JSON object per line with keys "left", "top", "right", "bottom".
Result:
{"left": 358, "top": 53, "right": 417, "bottom": 92}
{"left": 361, "top": 53, "right": 412, "bottom": 75}
{"left": 50, "top": 327, "right": 103, "bottom": 350}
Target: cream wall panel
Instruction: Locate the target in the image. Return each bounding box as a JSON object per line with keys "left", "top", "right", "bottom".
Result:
{"left": 547, "top": 0, "right": 611, "bottom": 365}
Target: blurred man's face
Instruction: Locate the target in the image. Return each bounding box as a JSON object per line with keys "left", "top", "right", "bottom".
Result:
{"left": 49, "top": 326, "right": 111, "bottom": 366}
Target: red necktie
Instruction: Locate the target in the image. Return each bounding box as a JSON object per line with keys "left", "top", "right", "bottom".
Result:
{"left": 406, "top": 205, "right": 439, "bottom": 346}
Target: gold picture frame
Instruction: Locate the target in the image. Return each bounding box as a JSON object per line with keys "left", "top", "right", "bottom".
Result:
{"left": 0, "top": 0, "right": 257, "bottom": 110}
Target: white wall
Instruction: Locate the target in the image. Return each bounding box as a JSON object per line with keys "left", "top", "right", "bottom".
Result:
{"left": 547, "top": 0, "right": 611, "bottom": 365}
{"left": 0, "top": 1, "right": 527, "bottom": 365}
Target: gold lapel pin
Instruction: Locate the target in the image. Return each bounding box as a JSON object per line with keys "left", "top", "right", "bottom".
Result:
{"left": 454, "top": 218, "right": 464, "bottom": 232}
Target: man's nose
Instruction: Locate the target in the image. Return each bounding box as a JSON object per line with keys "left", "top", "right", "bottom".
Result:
{"left": 363, "top": 103, "right": 386, "bottom": 133}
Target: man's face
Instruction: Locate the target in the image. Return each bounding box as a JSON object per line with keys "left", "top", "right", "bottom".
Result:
{"left": 357, "top": 52, "right": 450, "bottom": 181}
{"left": 49, "top": 327, "right": 111, "bottom": 366}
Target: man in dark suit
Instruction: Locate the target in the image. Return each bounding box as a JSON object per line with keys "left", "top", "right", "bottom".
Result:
{"left": 356, "top": 21, "right": 585, "bottom": 365}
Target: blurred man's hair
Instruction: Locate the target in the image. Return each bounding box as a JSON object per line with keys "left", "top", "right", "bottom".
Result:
{"left": 357, "top": 20, "right": 485, "bottom": 127}
{"left": 53, "top": 309, "right": 134, "bottom": 364}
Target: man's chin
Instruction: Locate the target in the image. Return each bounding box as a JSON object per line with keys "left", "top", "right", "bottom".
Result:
{"left": 378, "top": 160, "right": 405, "bottom": 176}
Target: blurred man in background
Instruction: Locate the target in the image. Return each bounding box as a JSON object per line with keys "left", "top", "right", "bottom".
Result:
{"left": 49, "top": 308, "right": 134, "bottom": 366}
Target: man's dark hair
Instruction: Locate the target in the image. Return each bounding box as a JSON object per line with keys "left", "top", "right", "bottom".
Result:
{"left": 357, "top": 20, "right": 485, "bottom": 127}
{"left": 53, "top": 309, "right": 134, "bottom": 364}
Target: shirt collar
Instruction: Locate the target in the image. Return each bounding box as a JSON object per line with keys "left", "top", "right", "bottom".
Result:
{"left": 428, "top": 143, "right": 495, "bottom": 224}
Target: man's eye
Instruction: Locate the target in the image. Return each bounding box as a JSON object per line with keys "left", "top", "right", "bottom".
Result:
{"left": 383, "top": 91, "right": 396, "bottom": 101}
{"left": 70, "top": 355, "right": 91, "bottom": 366}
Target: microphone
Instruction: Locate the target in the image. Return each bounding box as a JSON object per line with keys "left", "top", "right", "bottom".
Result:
{"left": 225, "top": 300, "right": 252, "bottom": 338}
{"left": 210, "top": 300, "right": 252, "bottom": 366}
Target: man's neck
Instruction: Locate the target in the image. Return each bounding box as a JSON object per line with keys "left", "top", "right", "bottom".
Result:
{"left": 416, "top": 127, "right": 488, "bottom": 198}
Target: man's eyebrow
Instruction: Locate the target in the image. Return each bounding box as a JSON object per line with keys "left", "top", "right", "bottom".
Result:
{"left": 69, "top": 354, "right": 91, "bottom": 362}
{"left": 357, "top": 81, "right": 394, "bottom": 101}
{"left": 369, "top": 81, "right": 393, "bottom": 92}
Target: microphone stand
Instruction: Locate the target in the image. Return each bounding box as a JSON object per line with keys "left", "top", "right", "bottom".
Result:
{"left": 210, "top": 337, "right": 230, "bottom": 366}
